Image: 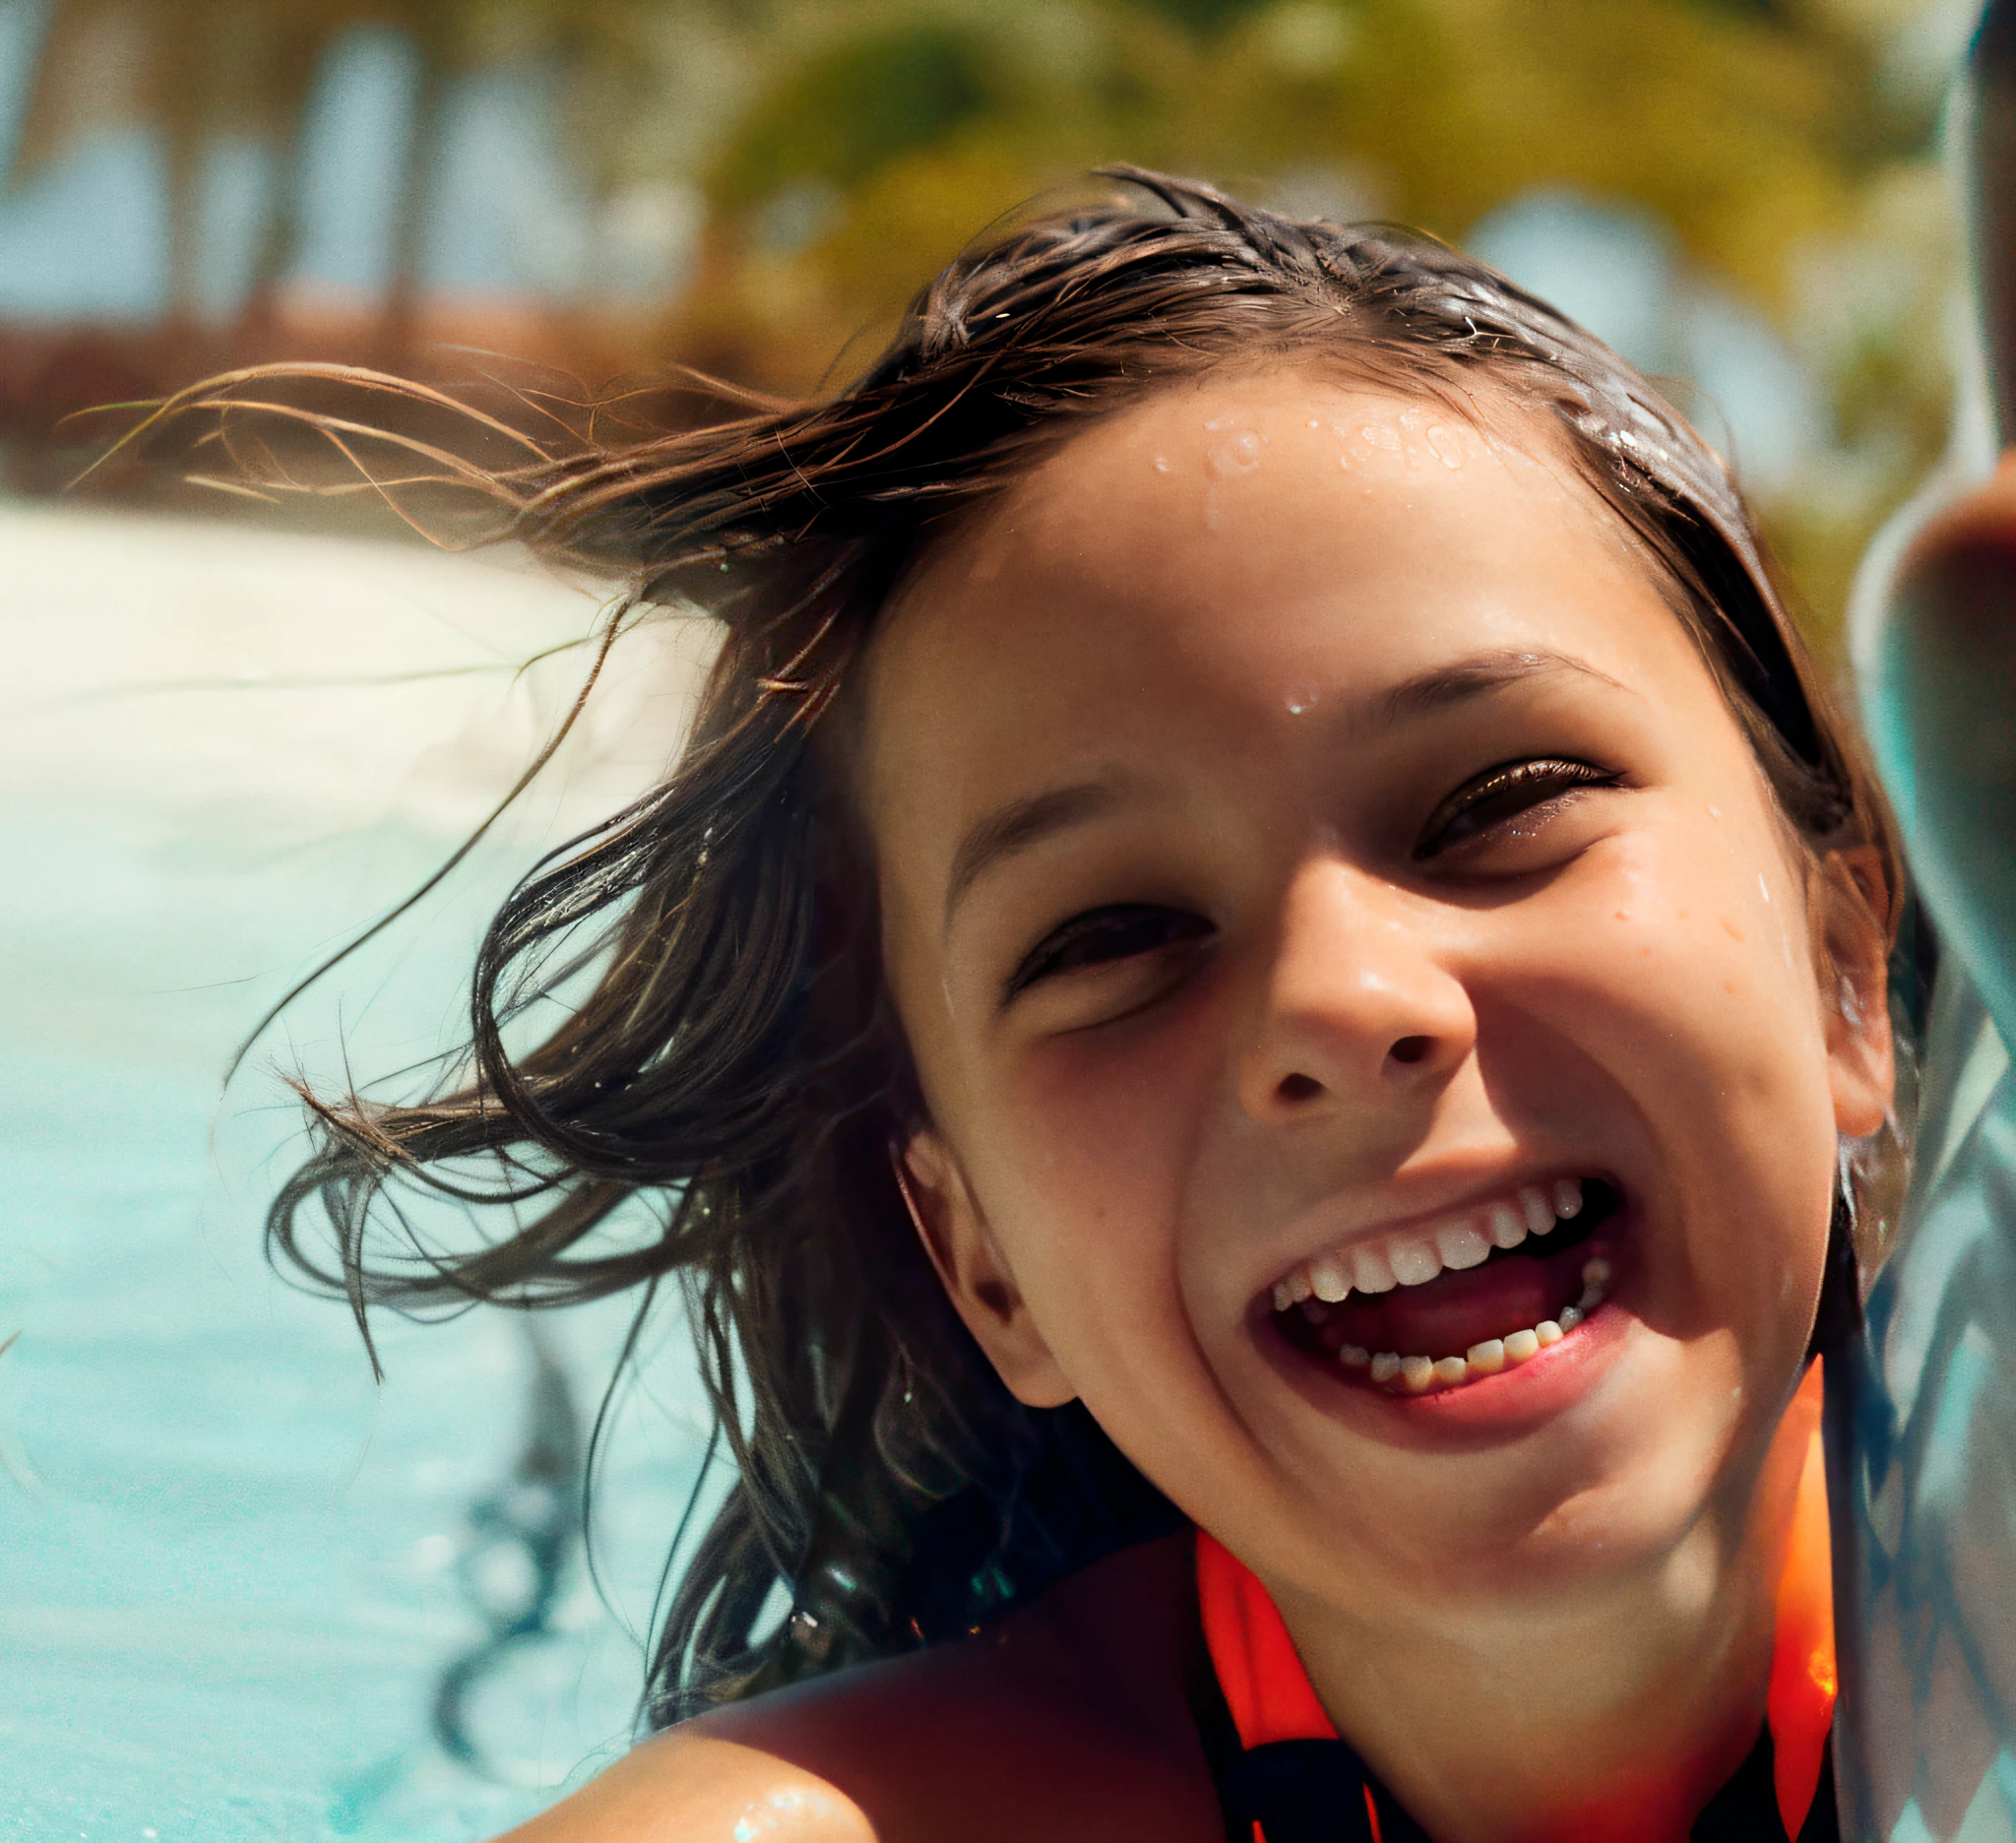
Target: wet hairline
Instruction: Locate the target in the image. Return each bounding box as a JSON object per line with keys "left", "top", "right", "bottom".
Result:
{"left": 815, "top": 353, "right": 1711, "bottom": 853}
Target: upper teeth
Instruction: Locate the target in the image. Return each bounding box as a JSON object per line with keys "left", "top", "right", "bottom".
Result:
{"left": 1272, "top": 1177, "right": 1586, "bottom": 1312}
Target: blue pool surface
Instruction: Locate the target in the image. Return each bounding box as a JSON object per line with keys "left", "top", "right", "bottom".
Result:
{"left": 0, "top": 503, "right": 717, "bottom": 1840}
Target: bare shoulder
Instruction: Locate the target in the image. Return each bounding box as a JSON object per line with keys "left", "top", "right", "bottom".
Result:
{"left": 496, "top": 1727, "right": 876, "bottom": 1842}
{"left": 494, "top": 1535, "right": 1220, "bottom": 1843}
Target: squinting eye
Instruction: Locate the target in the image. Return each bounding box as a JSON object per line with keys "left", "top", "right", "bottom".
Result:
{"left": 1414, "top": 757, "right": 1620, "bottom": 860}
{"left": 1005, "top": 903, "right": 1215, "bottom": 1001}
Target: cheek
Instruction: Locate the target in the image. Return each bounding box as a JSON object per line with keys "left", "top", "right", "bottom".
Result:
{"left": 946, "top": 1005, "right": 1236, "bottom": 1409}
{"left": 1534, "top": 813, "right": 1824, "bottom": 1090}
{"left": 984, "top": 1012, "right": 1224, "bottom": 1272}
{"left": 1521, "top": 824, "right": 1836, "bottom": 1319}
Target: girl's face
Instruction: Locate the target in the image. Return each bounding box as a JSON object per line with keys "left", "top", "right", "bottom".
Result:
{"left": 856, "top": 371, "right": 1890, "bottom": 1619}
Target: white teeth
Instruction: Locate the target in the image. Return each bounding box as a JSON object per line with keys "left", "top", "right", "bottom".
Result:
{"left": 1272, "top": 1177, "right": 1607, "bottom": 1322}
{"left": 1433, "top": 1221, "right": 1491, "bottom": 1270}
{"left": 1339, "top": 1287, "right": 1610, "bottom": 1393}
{"left": 1575, "top": 1255, "right": 1611, "bottom": 1314}
{"left": 1309, "top": 1257, "right": 1352, "bottom": 1303}
{"left": 1350, "top": 1243, "right": 1398, "bottom": 1294}
{"left": 1387, "top": 1237, "right": 1442, "bottom": 1287}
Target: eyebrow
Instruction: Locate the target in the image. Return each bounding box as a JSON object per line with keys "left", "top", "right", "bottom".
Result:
{"left": 1371, "top": 649, "right": 1625, "bottom": 729}
{"left": 944, "top": 780, "right": 1118, "bottom": 929}
{"left": 939, "top": 650, "right": 1625, "bottom": 928}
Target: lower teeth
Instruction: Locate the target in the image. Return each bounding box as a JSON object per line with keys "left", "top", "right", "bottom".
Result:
{"left": 1340, "top": 1258, "right": 1610, "bottom": 1393}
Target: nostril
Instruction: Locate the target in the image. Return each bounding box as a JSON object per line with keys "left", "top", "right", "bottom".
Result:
{"left": 1276, "top": 1072, "right": 1322, "bottom": 1104}
{"left": 1387, "top": 1035, "right": 1432, "bottom": 1067}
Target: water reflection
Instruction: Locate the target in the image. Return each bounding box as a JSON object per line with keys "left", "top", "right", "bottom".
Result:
{"left": 433, "top": 1322, "right": 586, "bottom": 1786}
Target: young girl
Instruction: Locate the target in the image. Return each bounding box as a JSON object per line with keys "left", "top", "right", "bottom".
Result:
{"left": 229, "top": 171, "right": 1901, "bottom": 1841}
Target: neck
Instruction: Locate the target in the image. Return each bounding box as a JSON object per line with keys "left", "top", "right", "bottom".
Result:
{"left": 1272, "top": 1409, "right": 1814, "bottom": 1843}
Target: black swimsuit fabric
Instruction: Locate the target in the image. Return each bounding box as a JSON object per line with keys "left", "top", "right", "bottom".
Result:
{"left": 1189, "top": 1654, "right": 1839, "bottom": 1843}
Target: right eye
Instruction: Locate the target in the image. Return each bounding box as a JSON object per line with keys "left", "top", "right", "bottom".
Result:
{"left": 1004, "top": 904, "right": 1215, "bottom": 1004}
{"left": 1412, "top": 756, "right": 1621, "bottom": 862}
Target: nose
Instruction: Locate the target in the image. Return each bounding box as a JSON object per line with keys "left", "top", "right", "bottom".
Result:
{"left": 1235, "top": 856, "right": 1476, "bottom": 1124}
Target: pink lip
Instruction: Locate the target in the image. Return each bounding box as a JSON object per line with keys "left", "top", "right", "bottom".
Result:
{"left": 1380, "top": 1302, "right": 1634, "bottom": 1432}
{"left": 1266, "top": 1209, "right": 1645, "bottom": 1451}
{"left": 1260, "top": 1292, "right": 1637, "bottom": 1450}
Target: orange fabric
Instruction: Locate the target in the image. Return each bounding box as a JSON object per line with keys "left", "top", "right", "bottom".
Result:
{"left": 1196, "top": 1363, "right": 1838, "bottom": 1839}
{"left": 1769, "top": 1362, "right": 1837, "bottom": 1840}
{"left": 1196, "top": 1527, "right": 1337, "bottom": 1748}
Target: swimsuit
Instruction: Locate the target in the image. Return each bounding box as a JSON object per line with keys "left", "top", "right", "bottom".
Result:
{"left": 1193, "top": 1366, "right": 1838, "bottom": 1843}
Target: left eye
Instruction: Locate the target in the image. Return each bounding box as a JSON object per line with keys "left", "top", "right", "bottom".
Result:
{"left": 1413, "top": 758, "right": 1620, "bottom": 860}
{"left": 1004, "top": 903, "right": 1215, "bottom": 1002}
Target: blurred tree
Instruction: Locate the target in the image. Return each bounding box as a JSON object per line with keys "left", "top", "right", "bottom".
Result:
{"left": 0, "top": 0, "right": 1968, "bottom": 635}
{"left": 6, "top": 0, "right": 690, "bottom": 334}
{"left": 662, "top": 0, "right": 1963, "bottom": 643}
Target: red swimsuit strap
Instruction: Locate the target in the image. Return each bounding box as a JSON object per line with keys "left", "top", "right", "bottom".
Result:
{"left": 1195, "top": 1526, "right": 1337, "bottom": 1749}
{"left": 1196, "top": 1366, "right": 1837, "bottom": 1840}
{"left": 1767, "top": 1362, "right": 1838, "bottom": 1840}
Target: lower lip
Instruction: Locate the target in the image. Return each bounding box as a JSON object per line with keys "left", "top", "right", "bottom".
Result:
{"left": 1263, "top": 1296, "right": 1637, "bottom": 1445}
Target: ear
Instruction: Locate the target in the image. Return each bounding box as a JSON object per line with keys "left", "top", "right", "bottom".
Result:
{"left": 898, "top": 1130, "right": 1076, "bottom": 1409}
{"left": 1812, "top": 845, "right": 1895, "bottom": 1141}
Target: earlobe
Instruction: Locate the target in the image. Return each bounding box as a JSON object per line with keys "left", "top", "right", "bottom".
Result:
{"left": 1815, "top": 847, "right": 1896, "bottom": 1140}
{"left": 897, "top": 1132, "right": 1078, "bottom": 1409}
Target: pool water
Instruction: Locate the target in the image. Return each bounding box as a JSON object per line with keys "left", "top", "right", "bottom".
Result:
{"left": 0, "top": 502, "right": 717, "bottom": 1840}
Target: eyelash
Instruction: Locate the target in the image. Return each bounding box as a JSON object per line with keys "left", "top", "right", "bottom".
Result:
{"left": 1004, "top": 903, "right": 1214, "bottom": 1002}
{"left": 1413, "top": 757, "right": 1620, "bottom": 859}
{"left": 1003, "top": 758, "right": 1620, "bottom": 1002}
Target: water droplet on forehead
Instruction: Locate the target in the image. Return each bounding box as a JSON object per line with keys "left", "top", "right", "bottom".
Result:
{"left": 1425, "top": 424, "right": 1466, "bottom": 469}
{"left": 1285, "top": 685, "right": 1320, "bottom": 716}
{"left": 1206, "top": 428, "right": 1265, "bottom": 477}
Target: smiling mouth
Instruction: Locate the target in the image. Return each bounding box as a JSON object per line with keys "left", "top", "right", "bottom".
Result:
{"left": 1267, "top": 1177, "right": 1624, "bottom": 1395}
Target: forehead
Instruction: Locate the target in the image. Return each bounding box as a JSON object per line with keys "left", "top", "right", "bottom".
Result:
{"left": 855, "top": 370, "right": 1695, "bottom": 828}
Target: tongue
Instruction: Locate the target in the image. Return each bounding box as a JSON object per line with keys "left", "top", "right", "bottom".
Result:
{"left": 1328, "top": 1238, "right": 1588, "bottom": 1359}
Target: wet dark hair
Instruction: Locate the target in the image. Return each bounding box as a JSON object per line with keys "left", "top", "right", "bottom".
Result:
{"left": 132, "top": 167, "right": 1901, "bottom": 1727}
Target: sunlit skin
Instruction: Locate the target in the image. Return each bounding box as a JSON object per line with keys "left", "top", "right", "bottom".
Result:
{"left": 874, "top": 372, "right": 1892, "bottom": 1842}
{"left": 504, "top": 370, "right": 1892, "bottom": 1843}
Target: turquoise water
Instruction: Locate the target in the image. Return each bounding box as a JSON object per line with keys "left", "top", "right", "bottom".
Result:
{"left": 0, "top": 504, "right": 715, "bottom": 1839}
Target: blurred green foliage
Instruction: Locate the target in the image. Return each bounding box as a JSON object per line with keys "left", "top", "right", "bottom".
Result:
{"left": 718, "top": 22, "right": 996, "bottom": 199}
{"left": 657, "top": 0, "right": 1967, "bottom": 648}
{"left": 13, "top": 0, "right": 1971, "bottom": 643}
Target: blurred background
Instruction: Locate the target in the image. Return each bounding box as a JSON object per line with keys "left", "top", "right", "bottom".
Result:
{"left": 0, "top": 0, "right": 1989, "bottom": 625}
{"left": 0, "top": 1, "right": 1987, "bottom": 1838}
